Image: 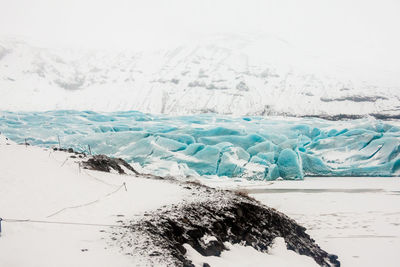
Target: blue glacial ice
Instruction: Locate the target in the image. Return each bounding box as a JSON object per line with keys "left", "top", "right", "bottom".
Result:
{"left": 0, "top": 110, "right": 399, "bottom": 180}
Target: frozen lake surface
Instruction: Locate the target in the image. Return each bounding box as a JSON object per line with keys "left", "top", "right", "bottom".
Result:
{"left": 204, "top": 177, "right": 400, "bottom": 267}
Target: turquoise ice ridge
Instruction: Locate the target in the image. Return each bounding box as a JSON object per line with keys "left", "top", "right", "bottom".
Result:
{"left": 1, "top": 110, "right": 399, "bottom": 180}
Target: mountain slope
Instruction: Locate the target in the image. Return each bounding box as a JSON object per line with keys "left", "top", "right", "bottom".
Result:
{"left": 0, "top": 35, "right": 399, "bottom": 117}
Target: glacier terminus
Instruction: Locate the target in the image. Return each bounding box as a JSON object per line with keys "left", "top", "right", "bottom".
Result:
{"left": 1, "top": 110, "right": 399, "bottom": 180}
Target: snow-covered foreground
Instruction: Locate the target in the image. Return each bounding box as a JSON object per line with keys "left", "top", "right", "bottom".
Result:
{"left": 0, "top": 136, "right": 322, "bottom": 267}
{"left": 0, "top": 137, "right": 189, "bottom": 266}
{"left": 204, "top": 177, "right": 400, "bottom": 267}
{"left": 184, "top": 237, "right": 318, "bottom": 267}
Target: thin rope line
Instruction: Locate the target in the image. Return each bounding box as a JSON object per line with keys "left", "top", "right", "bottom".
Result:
{"left": 60, "top": 157, "right": 69, "bottom": 167}
{"left": 48, "top": 147, "right": 120, "bottom": 187}
{"left": 48, "top": 151, "right": 119, "bottom": 187}
{"left": 82, "top": 169, "right": 120, "bottom": 187}
{"left": 46, "top": 182, "right": 127, "bottom": 218}
{"left": 2, "top": 218, "right": 131, "bottom": 228}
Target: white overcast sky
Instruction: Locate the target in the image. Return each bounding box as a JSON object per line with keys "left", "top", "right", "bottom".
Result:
{"left": 1, "top": 0, "right": 400, "bottom": 73}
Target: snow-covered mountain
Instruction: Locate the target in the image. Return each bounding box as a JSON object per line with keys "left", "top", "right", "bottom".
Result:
{"left": 0, "top": 35, "right": 399, "bottom": 118}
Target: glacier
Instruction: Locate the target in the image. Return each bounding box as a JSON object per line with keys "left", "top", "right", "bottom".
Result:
{"left": 1, "top": 110, "right": 399, "bottom": 180}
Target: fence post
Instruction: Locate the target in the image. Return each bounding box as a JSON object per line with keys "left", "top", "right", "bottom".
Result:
{"left": 57, "top": 135, "right": 61, "bottom": 149}
{"left": 0, "top": 218, "right": 2, "bottom": 235}
{"left": 88, "top": 144, "right": 92, "bottom": 155}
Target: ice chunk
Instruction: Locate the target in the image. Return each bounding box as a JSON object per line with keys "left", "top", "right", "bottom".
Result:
{"left": 217, "top": 146, "right": 250, "bottom": 177}
{"left": 277, "top": 149, "right": 303, "bottom": 179}
{"left": 247, "top": 141, "right": 278, "bottom": 156}
{"left": 300, "top": 152, "right": 331, "bottom": 176}
{"left": 257, "top": 152, "right": 276, "bottom": 164}
{"left": 198, "top": 134, "right": 265, "bottom": 150}
{"left": 185, "top": 145, "right": 221, "bottom": 175}
{"left": 266, "top": 164, "right": 280, "bottom": 180}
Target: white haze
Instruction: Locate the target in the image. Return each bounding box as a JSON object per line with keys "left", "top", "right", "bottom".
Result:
{"left": 1, "top": 0, "right": 400, "bottom": 82}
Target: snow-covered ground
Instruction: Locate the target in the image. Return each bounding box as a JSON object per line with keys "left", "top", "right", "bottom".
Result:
{"left": 0, "top": 136, "right": 322, "bottom": 267}
{"left": 204, "top": 177, "right": 400, "bottom": 267}
{"left": 184, "top": 237, "right": 319, "bottom": 267}
{"left": 0, "top": 137, "right": 189, "bottom": 266}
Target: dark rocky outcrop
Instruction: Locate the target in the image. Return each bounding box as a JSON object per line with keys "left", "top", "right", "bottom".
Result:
{"left": 113, "top": 183, "right": 340, "bottom": 267}
{"left": 320, "top": 95, "right": 388, "bottom": 103}
{"left": 82, "top": 154, "right": 139, "bottom": 175}
{"left": 301, "top": 114, "right": 365, "bottom": 121}
{"left": 369, "top": 113, "right": 400, "bottom": 120}
{"left": 53, "top": 147, "right": 78, "bottom": 153}
{"left": 301, "top": 113, "right": 400, "bottom": 121}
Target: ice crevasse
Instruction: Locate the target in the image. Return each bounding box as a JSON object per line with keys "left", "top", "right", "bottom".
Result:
{"left": 0, "top": 110, "right": 399, "bottom": 180}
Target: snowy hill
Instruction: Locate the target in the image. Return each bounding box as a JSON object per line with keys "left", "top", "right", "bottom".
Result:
{"left": 0, "top": 35, "right": 399, "bottom": 117}
{"left": 0, "top": 137, "right": 339, "bottom": 267}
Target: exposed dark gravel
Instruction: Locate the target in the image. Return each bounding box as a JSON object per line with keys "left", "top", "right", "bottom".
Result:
{"left": 82, "top": 154, "right": 139, "bottom": 175}
{"left": 320, "top": 95, "right": 388, "bottom": 103}
{"left": 112, "top": 182, "right": 340, "bottom": 267}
